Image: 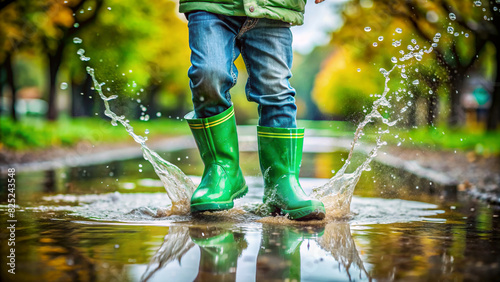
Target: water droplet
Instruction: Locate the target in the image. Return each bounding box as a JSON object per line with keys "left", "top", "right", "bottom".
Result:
{"left": 156, "top": 112, "right": 162, "bottom": 117}
{"left": 372, "top": 42, "right": 378, "bottom": 47}
{"left": 407, "top": 45, "right": 414, "bottom": 51}
{"left": 139, "top": 164, "right": 143, "bottom": 167}
{"left": 357, "top": 68, "right": 361, "bottom": 72}
{"left": 412, "top": 80, "right": 419, "bottom": 85}
{"left": 474, "top": 1, "right": 482, "bottom": 7}
{"left": 379, "top": 68, "right": 389, "bottom": 76}
{"left": 449, "top": 13, "right": 456, "bottom": 20}
{"left": 145, "top": 129, "right": 149, "bottom": 134}
{"left": 73, "top": 37, "right": 82, "bottom": 44}
{"left": 107, "top": 7, "right": 112, "bottom": 10}
{"left": 60, "top": 82, "right": 68, "bottom": 90}
{"left": 447, "top": 26, "right": 454, "bottom": 34}
{"left": 378, "top": 36, "right": 384, "bottom": 41}
{"left": 395, "top": 28, "right": 403, "bottom": 33}
{"left": 465, "top": 33, "right": 469, "bottom": 38}
{"left": 364, "top": 26, "right": 371, "bottom": 32}
{"left": 77, "top": 49, "right": 85, "bottom": 55}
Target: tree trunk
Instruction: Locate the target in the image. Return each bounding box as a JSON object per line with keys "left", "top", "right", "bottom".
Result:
{"left": 71, "top": 74, "right": 94, "bottom": 117}
{"left": 5, "top": 53, "right": 17, "bottom": 121}
{"left": 47, "top": 50, "right": 63, "bottom": 121}
{"left": 487, "top": 17, "right": 500, "bottom": 131}
{"left": 0, "top": 63, "right": 4, "bottom": 117}
{"left": 145, "top": 83, "right": 160, "bottom": 119}
{"left": 427, "top": 89, "right": 439, "bottom": 127}
{"left": 447, "top": 71, "right": 466, "bottom": 127}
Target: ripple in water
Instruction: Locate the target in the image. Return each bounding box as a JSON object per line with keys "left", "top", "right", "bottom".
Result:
{"left": 32, "top": 178, "right": 444, "bottom": 225}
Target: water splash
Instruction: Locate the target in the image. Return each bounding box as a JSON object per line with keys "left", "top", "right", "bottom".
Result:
{"left": 141, "top": 226, "right": 195, "bottom": 281}
{"left": 311, "top": 64, "right": 396, "bottom": 218}
{"left": 86, "top": 66, "right": 195, "bottom": 213}
{"left": 318, "top": 223, "right": 371, "bottom": 280}
{"left": 310, "top": 30, "right": 442, "bottom": 219}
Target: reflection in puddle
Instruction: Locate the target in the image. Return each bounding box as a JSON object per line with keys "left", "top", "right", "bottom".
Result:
{"left": 139, "top": 223, "right": 370, "bottom": 281}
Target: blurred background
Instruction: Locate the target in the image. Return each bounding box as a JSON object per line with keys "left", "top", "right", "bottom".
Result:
{"left": 0, "top": 0, "right": 499, "bottom": 154}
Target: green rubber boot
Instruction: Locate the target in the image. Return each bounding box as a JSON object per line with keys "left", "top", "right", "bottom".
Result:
{"left": 185, "top": 106, "right": 248, "bottom": 213}
{"left": 257, "top": 126, "right": 325, "bottom": 220}
{"left": 190, "top": 227, "right": 246, "bottom": 281}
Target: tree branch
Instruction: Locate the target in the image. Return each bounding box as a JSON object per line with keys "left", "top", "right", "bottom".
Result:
{"left": 0, "top": 0, "right": 15, "bottom": 11}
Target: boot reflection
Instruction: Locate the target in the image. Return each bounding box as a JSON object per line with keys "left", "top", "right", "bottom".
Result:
{"left": 318, "top": 222, "right": 371, "bottom": 281}
{"left": 256, "top": 224, "right": 325, "bottom": 281}
{"left": 190, "top": 226, "right": 248, "bottom": 282}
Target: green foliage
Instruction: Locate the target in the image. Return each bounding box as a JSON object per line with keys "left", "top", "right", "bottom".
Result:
{"left": 0, "top": 116, "right": 189, "bottom": 151}
{"left": 72, "top": 0, "right": 191, "bottom": 100}
{"left": 312, "top": 0, "right": 498, "bottom": 128}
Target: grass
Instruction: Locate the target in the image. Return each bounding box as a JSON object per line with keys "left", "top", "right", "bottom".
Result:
{"left": 0, "top": 116, "right": 190, "bottom": 151}
{"left": 365, "top": 126, "right": 500, "bottom": 155}
{"left": 2, "top": 116, "right": 499, "bottom": 155}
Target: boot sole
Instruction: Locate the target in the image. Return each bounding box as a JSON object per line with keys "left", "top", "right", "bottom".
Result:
{"left": 191, "top": 185, "right": 248, "bottom": 213}
{"left": 280, "top": 205, "right": 326, "bottom": 221}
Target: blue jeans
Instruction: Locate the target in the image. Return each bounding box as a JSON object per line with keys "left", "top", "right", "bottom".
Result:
{"left": 187, "top": 11, "right": 297, "bottom": 128}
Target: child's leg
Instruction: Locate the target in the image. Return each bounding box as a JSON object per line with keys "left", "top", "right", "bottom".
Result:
{"left": 187, "top": 11, "right": 242, "bottom": 118}
{"left": 238, "top": 19, "right": 297, "bottom": 128}
{"left": 239, "top": 20, "right": 326, "bottom": 220}
{"left": 185, "top": 12, "right": 248, "bottom": 213}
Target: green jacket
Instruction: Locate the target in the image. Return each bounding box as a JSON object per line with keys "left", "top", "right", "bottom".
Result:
{"left": 179, "top": 0, "right": 307, "bottom": 26}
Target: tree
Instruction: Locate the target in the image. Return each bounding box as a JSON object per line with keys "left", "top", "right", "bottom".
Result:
{"left": 316, "top": 0, "right": 499, "bottom": 129}
{"left": 40, "top": 0, "right": 103, "bottom": 120}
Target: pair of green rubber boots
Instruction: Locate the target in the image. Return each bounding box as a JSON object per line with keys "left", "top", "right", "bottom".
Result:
{"left": 185, "top": 106, "right": 325, "bottom": 220}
